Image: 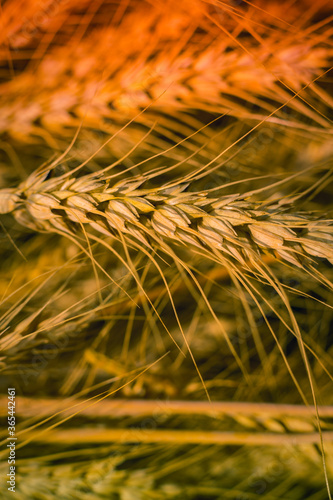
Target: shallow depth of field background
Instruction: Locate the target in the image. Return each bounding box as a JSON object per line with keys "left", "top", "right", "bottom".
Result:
{"left": 0, "top": 1, "right": 333, "bottom": 499}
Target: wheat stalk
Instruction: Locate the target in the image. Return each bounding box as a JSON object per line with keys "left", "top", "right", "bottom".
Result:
{"left": 2, "top": 396, "right": 333, "bottom": 419}
{"left": 10, "top": 427, "right": 333, "bottom": 446}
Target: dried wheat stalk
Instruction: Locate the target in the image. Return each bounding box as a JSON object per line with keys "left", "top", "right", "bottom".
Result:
{"left": 2, "top": 395, "right": 333, "bottom": 419}
{"left": 11, "top": 427, "right": 333, "bottom": 446}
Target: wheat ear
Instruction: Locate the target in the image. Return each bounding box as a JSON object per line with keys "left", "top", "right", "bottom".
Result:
{"left": 1, "top": 0, "right": 332, "bottom": 148}
{"left": 1, "top": 170, "right": 332, "bottom": 270}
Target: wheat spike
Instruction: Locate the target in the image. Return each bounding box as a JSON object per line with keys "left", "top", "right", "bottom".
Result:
{"left": 1, "top": 170, "right": 332, "bottom": 269}
{"left": 0, "top": 0, "right": 332, "bottom": 152}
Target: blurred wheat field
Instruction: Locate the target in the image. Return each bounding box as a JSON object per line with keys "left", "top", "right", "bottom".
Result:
{"left": 0, "top": 0, "right": 333, "bottom": 499}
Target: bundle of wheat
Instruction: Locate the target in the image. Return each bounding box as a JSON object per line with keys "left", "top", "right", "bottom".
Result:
{"left": 0, "top": 1, "right": 333, "bottom": 499}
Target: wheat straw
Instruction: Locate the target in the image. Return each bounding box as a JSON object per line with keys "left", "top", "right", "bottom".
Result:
{"left": 18, "top": 428, "right": 333, "bottom": 446}
{"left": 2, "top": 396, "right": 333, "bottom": 419}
